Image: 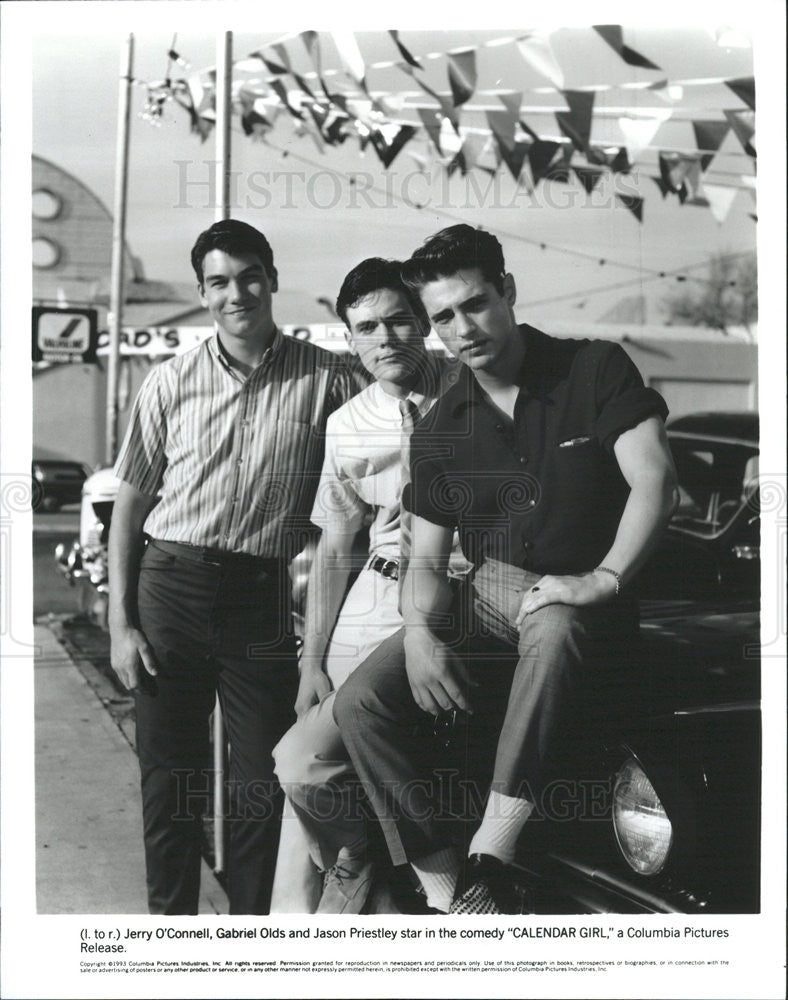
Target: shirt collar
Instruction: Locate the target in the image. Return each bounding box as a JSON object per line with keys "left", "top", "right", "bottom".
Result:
{"left": 448, "top": 324, "right": 556, "bottom": 417}
{"left": 208, "top": 326, "right": 284, "bottom": 379}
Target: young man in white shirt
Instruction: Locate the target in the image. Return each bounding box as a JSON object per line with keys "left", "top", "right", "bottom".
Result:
{"left": 271, "top": 257, "right": 465, "bottom": 913}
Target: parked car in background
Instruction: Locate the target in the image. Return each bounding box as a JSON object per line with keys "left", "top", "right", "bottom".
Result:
{"left": 513, "top": 411, "right": 760, "bottom": 914}
{"left": 32, "top": 447, "right": 89, "bottom": 512}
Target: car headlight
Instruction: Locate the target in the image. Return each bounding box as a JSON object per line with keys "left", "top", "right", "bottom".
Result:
{"left": 613, "top": 758, "right": 673, "bottom": 875}
{"left": 32, "top": 464, "right": 45, "bottom": 482}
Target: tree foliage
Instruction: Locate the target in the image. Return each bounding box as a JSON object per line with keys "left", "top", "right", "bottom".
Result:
{"left": 664, "top": 253, "right": 757, "bottom": 337}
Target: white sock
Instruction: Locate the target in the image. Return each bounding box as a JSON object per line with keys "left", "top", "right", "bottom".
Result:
{"left": 468, "top": 790, "right": 534, "bottom": 864}
{"left": 410, "top": 847, "right": 460, "bottom": 913}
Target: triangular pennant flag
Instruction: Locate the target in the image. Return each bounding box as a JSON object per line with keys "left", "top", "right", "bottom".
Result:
{"left": 499, "top": 140, "right": 531, "bottom": 183}
{"left": 439, "top": 116, "right": 463, "bottom": 157}
{"left": 173, "top": 81, "right": 214, "bottom": 142}
{"left": 724, "top": 76, "right": 755, "bottom": 110}
{"left": 258, "top": 53, "right": 289, "bottom": 75}
{"left": 617, "top": 111, "right": 671, "bottom": 161}
{"left": 399, "top": 62, "right": 458, "bottom": 127}
{"left": 369, "top": 124, "right": 417, "bottom": 168}
{"left": 271, "top": 43, "right": 293, "bottom": 74}
{"left": 309, "top": 103, "right": 329, "bottom": 132}
{"left": 593, "top": 25, "right": 661, "bottom": 71}
{"left": 447, "top": 50, "right": 477, "bottom": 107}
{"left": 702, "top": 183, "right": 738, "bottom": 224}
{"left": 241, "top": 110, "right": 272, "bottom": 137}
{"left": 325, "top": 114, "right": 351, "bottom": 145}
{"left": 515, "top": 31, "right": 565, "bottom": 89}
{"left": 292, "top": 73, "right": 317, "bottom": 100}
{"left": 389, "top": 30, "right": 422, "bottom": 69}
{"left": 609, "top": 147, "right": 631, "bottom": 174}
{"left": 692, "top": 120, "right": 731, "bottom": 170}
{"left": 528, "top": 140, "right": 561, "bottom": 184}
{"left": 659, "top": 151, "right": 691, "bottom": 192}
{"left": 573, "top": 165, "right": 603, "bottom": 194}
{"left": 270, "top": 79, "right": 303, "bottom": 120}
{"left": 683, "top": 160, "right": 703, "bottom": 201}
{"left": 616, "top": 193, "right": 644, "bottom": 222}
{"left": 417, "top": 107, "right": 444, "bottom": 155}
{"left": 499, "top": 92, "right": 522, "bottom": 120}
{"left": 332, "top": 30, "right": 366, "bottom": 88}
{"left": 555, "top": 90, "right": 595, "bottom": 152}
{"left": 723, "top": 110, "right": 756, "bottom": 157}
{"left": 167, "top": 49, "right": 189, "bottom": 70}
{"left": 486, "top": 109, "right": 516, "bottom": 151}
{"left": 301, "top": 30, "right": 334, "bottom": 101}
{"left": 652, "top": 175, "right": 672, "bottom": 199}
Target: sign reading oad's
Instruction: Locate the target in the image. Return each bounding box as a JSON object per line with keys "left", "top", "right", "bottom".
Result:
{"left": 32, "top": 307, "right": 98, "bottom": 363}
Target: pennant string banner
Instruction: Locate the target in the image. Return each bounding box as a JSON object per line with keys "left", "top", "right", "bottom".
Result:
{"left": 447, "top": 50, "right": 477, "bottom": 107}
{"left": 389, "top": 30, "right": 423, "bottom": 70}
{"left": 554, "top": 89, "right": 595, "bottom": 152}
{"left": 154, "top": 29, "right": 756, "bottom": 220}
{"left": 592, "top": 25, "right": 662, "bottom": 71}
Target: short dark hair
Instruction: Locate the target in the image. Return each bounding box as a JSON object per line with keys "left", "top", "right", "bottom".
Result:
{"left": 401, "top": 224, "right": 506, "bottom": 295}
{"left": 191, "top": 219, "right": 276, "bottom": 284}
{"left": 335, "top": 257, "right": 425, "bottom": 328}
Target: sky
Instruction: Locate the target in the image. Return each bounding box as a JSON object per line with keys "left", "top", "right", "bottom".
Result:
{"left": 25, "top": 11, "right": 760, "bottom": 327}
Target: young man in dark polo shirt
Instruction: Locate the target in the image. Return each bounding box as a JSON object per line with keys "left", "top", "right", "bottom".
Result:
{"left": 333, "top": 224, "right": 679, "bottom": 914}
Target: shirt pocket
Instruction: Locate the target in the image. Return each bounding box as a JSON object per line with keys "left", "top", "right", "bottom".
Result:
{"left": 552, "top": 435, "right": 603, "bottom": 506}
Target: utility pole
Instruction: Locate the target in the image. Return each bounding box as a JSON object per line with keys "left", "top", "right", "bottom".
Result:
{"left": 212, "top": 29, "right": 233, "bottom": 877}
{"left": 105, "top": 33, "right": 134, "bottom": 467}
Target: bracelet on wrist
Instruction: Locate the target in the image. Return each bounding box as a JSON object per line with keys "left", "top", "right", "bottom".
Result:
{"left": 594, "top": 565, "right": 621, "bottom": 596}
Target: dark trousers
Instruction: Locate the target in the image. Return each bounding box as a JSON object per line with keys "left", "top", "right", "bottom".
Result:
{"left": 135, "top": 541, "right": 298, "bottom": 914}
{"left": 334, "top": 559, "right": 637, "bottom": 866}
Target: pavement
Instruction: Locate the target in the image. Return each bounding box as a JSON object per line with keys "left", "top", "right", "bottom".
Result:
{"left": 34, "top": 622, "right": 228, "bottom": 915}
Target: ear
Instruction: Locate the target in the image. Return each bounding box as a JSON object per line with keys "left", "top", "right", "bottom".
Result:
{"left": 269, "top": 267, "right": 279, "bottom": 294}
{"left": 343, "top": 327, "right": 358, "bottom": 356}
{"left": 502, "top": 272, "right": 517, "bottom": 307}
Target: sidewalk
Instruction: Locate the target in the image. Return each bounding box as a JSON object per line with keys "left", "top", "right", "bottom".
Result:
{"left": 34, "top": 623, "right": 228, "bottom": 914}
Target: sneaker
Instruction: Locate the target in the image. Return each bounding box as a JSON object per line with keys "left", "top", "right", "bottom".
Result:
{"left": 316, "top": 847, "right": 375, "bottom": 915}
{"left": 449, "top": 854, "right": 521, "bottom": 915}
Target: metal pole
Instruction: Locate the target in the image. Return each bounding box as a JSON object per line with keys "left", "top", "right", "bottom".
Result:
{"left": 105, "top": 33, "right": 134, "bottom": 467}
{"left": 212, "top": 30, "right": 233, "bottom": 876}
{"left": 216, "top": 30, "right": 233, "bottom": 220}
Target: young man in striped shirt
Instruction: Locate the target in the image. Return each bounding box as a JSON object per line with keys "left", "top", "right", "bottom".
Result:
{"left": 108, "top": 219, "right": 353, "bottom": 914}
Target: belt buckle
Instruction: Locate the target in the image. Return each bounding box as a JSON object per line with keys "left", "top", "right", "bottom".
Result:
{"left": 381, "top": 559, "right": 398, "bottom": 580}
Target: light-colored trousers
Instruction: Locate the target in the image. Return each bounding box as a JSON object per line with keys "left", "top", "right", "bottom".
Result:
{"left": 269, "top": 566, "right": 402, "bottom": 912}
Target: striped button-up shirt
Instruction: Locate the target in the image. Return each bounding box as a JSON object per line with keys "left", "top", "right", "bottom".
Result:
{"left": 114, "top": 330, "right": 353, "bottom": 558}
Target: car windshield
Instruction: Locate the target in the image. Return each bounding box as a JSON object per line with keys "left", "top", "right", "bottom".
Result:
{"left": 668, "top": 433, "right": 758, "bottom": 538}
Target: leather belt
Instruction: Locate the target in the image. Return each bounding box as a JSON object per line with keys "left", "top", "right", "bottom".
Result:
{"left": 369, "top": 555, "right": 399, "bottom": 581}
{"left": 149, "top": 538, "right": 282, "bottom": 572}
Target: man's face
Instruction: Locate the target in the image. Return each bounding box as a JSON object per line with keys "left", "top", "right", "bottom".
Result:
{"left": 345, "top": 287, "right": 428, "bottom": 386}
{"left": 418, "top": 267, "right": 518, "bottom": 373}
{"left": 198, "top": 249, "right": 278, "bottom": 342}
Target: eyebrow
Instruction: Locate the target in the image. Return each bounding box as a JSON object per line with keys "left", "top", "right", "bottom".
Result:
{"left": 204, "top": 264, "right": 265, "bottom": 284}
{"left": 353, "top": 309, "right": 416, "bottom": 331}
{"left": 430, "top": 292, "right": 487, "bottom": 322}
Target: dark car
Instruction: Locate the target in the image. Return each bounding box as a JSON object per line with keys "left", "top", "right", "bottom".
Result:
{"left": 32, "top": 447, "right": 89, "bottom": 512}
{"left": 512, "top": 411, "right": 761, "bottom": 914}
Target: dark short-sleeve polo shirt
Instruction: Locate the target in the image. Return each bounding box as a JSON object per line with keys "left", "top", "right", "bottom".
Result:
{"left": 403, "top": 326, "right": 668, "bottom": 575}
